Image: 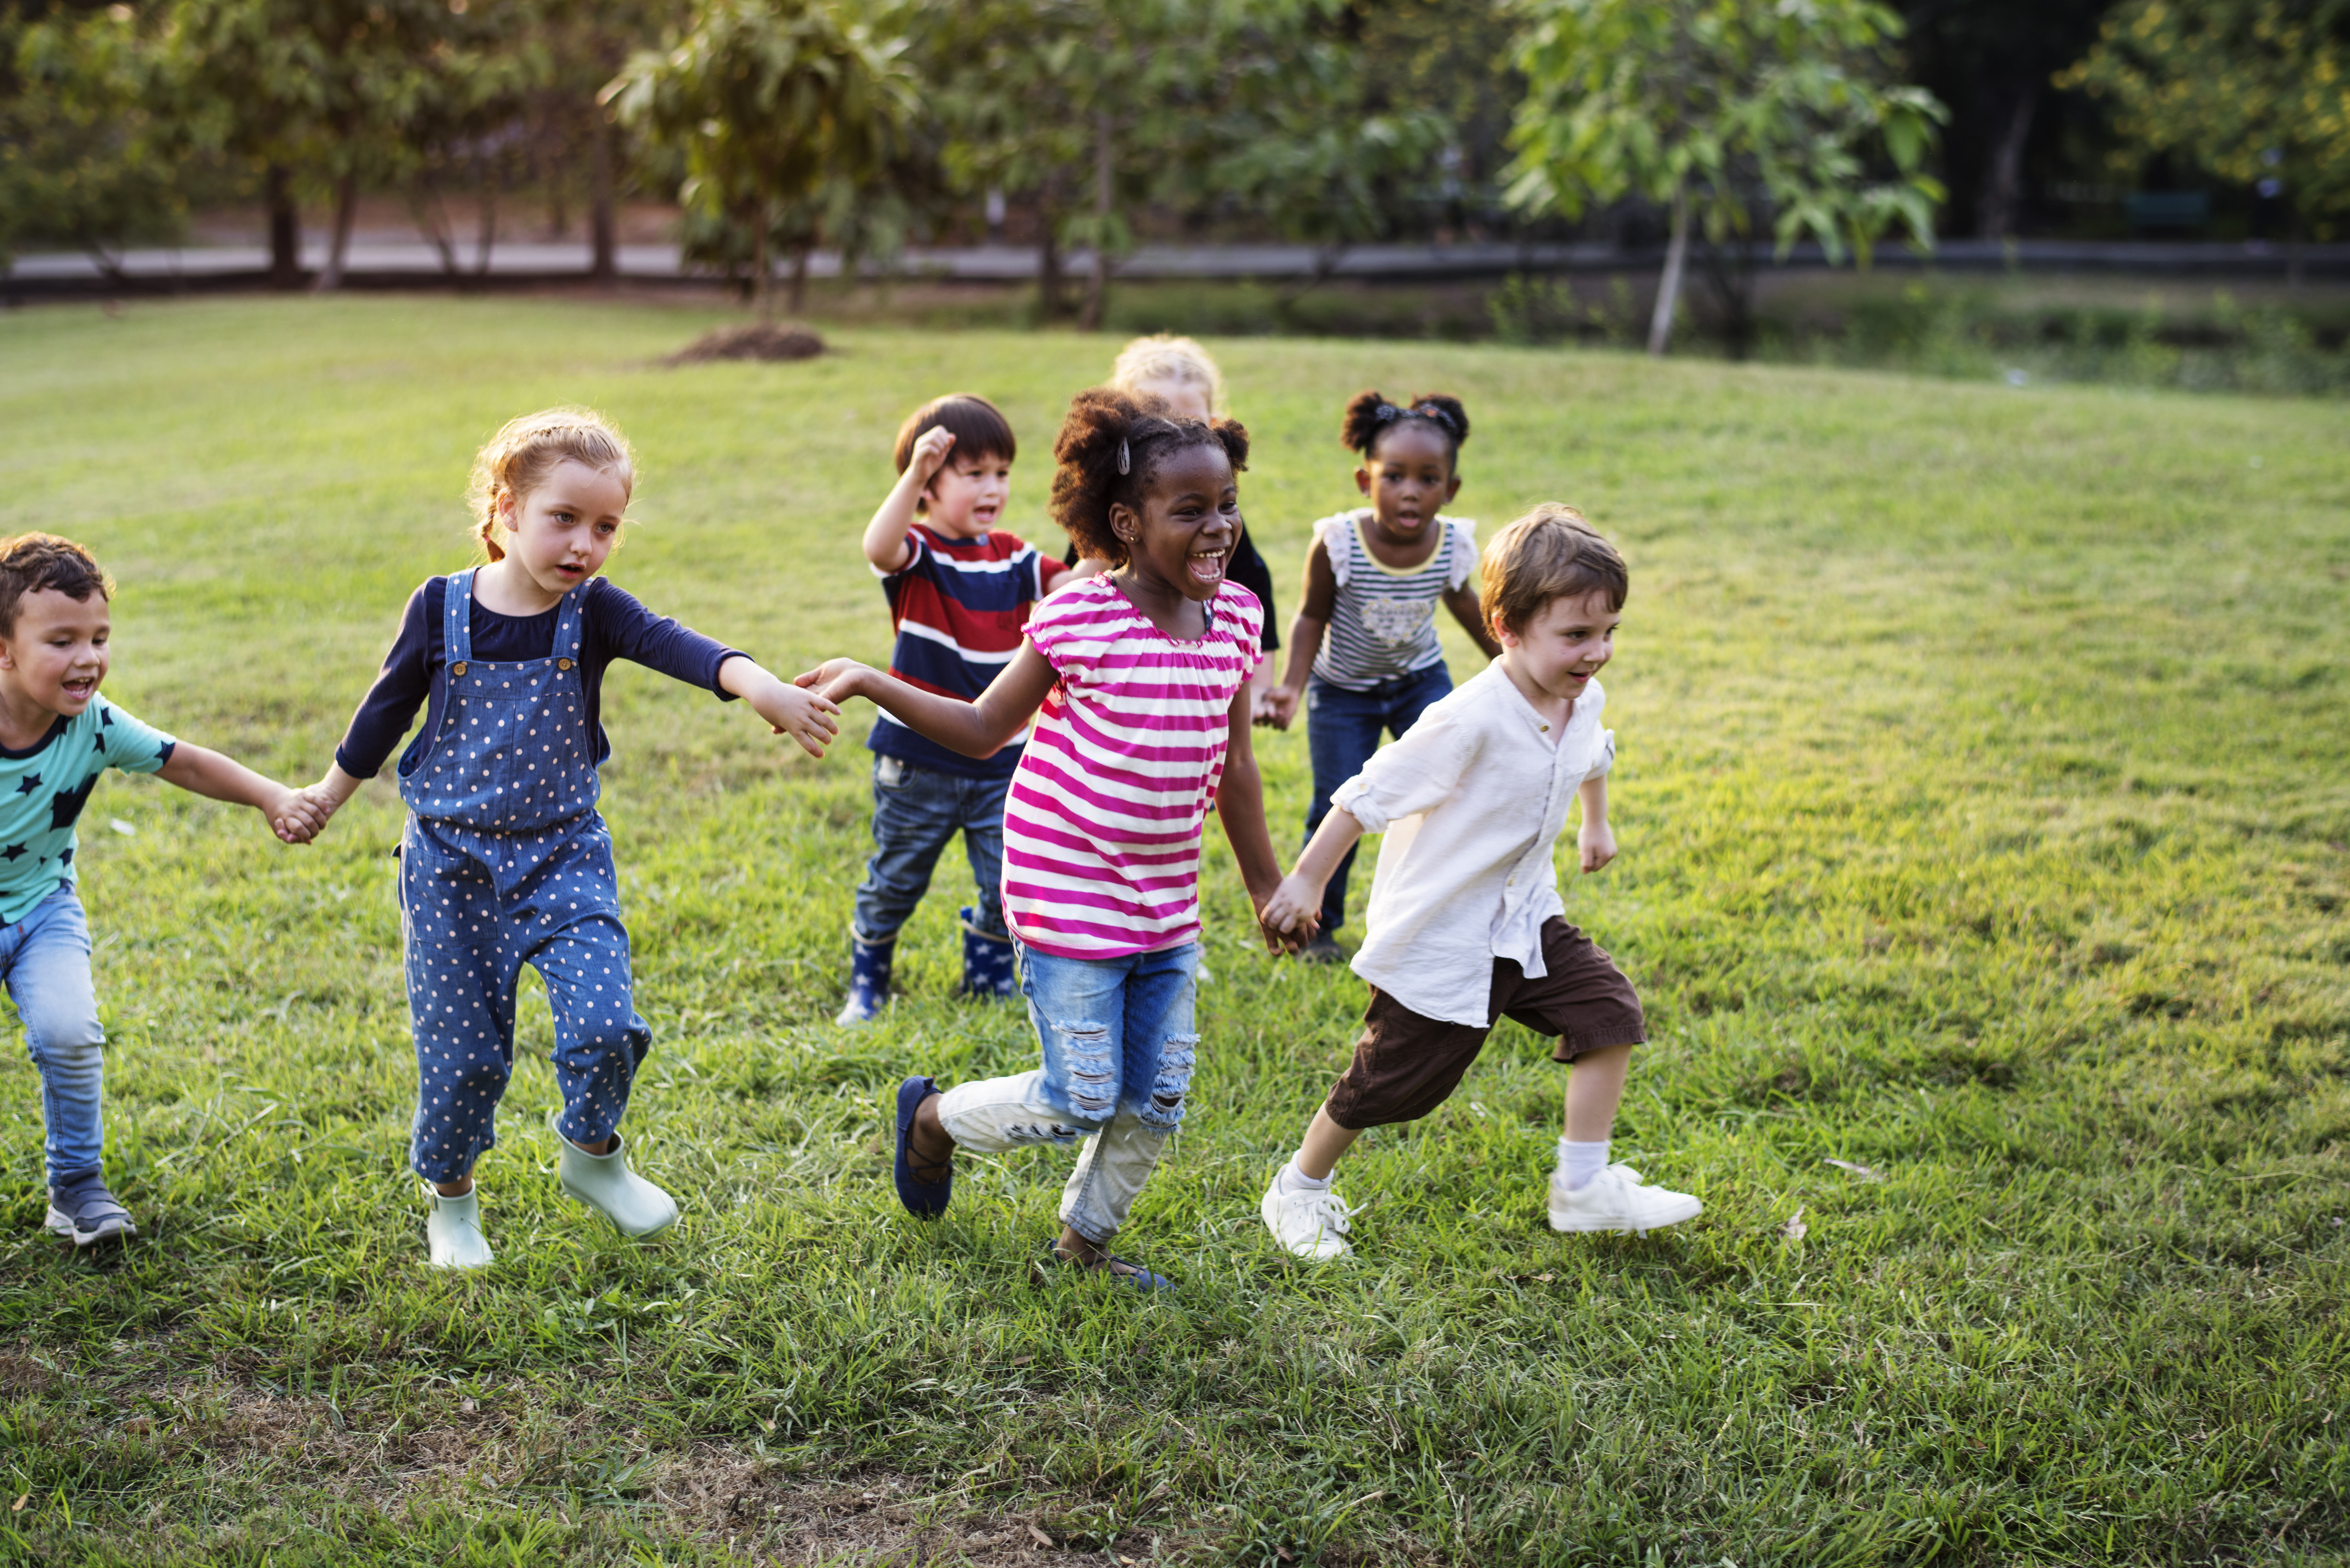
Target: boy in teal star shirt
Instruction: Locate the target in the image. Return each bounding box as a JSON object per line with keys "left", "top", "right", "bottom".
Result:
{"left": 0, "top": 535, "right": 322, "bottom": 1247}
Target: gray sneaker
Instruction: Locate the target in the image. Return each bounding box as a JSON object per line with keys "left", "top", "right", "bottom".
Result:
{"left": 46, "top": 1172, "right": 136, "bottom": 1247}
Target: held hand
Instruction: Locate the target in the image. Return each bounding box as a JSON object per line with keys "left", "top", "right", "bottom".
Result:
{"left": 1255, "top": 686, "right": 1299, "bottom": 731}
{"left": 794, "top": 657, "right": 875, "bottom": 710}
{"left": 757, "top": 679, "right": 842, "bottom": 759}
{"left": 1256, "top": 872, "right": 1323, "bottom": 952}
{"left": 265, "top": 784, "right": 329, "bottom": 845}
{"left": 1579, "top": 819, "right": 1617, "bottom": 874}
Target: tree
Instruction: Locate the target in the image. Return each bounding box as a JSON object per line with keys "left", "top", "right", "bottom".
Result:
{"left": 1505, "top": 0, "right": 1946, "bottom": 356}
{"left": 607, "top": 0, "right": 921, "bottom": 313}
{"left": 2058, "top": 0, "right": 2350, "bottom": 272}
{"left": 0, "top": 6, "right": 188, "bottom": 276}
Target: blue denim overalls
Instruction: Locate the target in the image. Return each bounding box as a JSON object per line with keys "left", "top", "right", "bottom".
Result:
{"left": 398, "top": 568, "right": 651, "bottom": 1184}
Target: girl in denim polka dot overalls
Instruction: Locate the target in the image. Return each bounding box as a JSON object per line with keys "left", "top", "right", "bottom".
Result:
{"left": 300, "top": 409, "right": 845, "bottom": 1269}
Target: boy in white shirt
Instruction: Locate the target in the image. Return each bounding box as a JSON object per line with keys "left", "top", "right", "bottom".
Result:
{"left": 1258, "top": 504, "right": 1700, "bottom": 1258}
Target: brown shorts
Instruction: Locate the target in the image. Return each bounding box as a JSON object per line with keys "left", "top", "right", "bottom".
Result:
{"left": 1324, "top": 917, "right": 1646, "bottom": 1131}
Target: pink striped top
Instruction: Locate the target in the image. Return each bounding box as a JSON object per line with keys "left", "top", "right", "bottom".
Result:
{"left": 1002, "top": 574, "right": 1263, "bottom": 959}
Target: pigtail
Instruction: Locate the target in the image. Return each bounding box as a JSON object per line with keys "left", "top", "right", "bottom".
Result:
{"left": 1340, "top": 390, "right": 1396, "bottom": 455}
{"left": 1211, "top": 416, "right": 1250, "bottom": 475}
{"left": 1409, "top": 393, "right": 1470, "bottom": 450}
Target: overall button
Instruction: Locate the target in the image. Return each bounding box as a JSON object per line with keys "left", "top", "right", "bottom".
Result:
{"left": 451, "top": 661, "right": 468, "bottom": 677}
{"left": 556, "top": 658, "right": 574, "bottom": 671}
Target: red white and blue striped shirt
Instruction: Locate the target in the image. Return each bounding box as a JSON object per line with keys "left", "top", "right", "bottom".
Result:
{"left": 872, "top": 524, "right": 1050, "bottom": 779}
{"left": 1002, "top": 575, "right": 1262, "bottom": 959}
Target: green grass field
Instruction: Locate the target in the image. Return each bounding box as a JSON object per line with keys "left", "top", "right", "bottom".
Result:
{"left": 0, "top": 296, "right": 2344, "bottom": 1566}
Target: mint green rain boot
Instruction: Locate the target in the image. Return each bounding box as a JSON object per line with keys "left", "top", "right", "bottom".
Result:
{"left": 552, "top": 1113, "right": 679, "bottom": 1238}
{"left": 423, "top": 1184, "right": 494, "bottom": 1270}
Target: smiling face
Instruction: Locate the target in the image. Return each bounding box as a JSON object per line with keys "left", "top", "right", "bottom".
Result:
{"left": 1356, "top": 422, "right": 1462, "bottom": 546}
{"left": 1112, "top": 443, "right": 1242, "bottom": 605}
{"left": 0, "top": 588, "right": 111, "bottom": 721}
{"left": 495, "top": 459, "right": 630, "bottom": 596}
{"left": 923, "top": 447, "right": 1013, "bottom": 538}
{"left": 1496, "top": 587, "right": 1619, "bottom": 706}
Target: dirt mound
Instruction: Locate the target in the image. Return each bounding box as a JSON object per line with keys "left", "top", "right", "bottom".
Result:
{"left": 666, "top": 322, "right": 827, "bottom": 365}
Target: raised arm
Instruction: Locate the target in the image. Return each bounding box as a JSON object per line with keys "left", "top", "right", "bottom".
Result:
{"left": 800, "top": 641, "right": 1058, "bottom": 760}
{"left": 1443, "top": 582, "right": 1504, "bottom": 659}
{"left": 1259, "top": 538, "right": 1336, "bottom": 730}
{"left": 862, "top": 427, "right": 954, "bottom": 574}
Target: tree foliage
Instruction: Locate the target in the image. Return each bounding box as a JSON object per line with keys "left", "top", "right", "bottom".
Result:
{"left": 2058, "top": 0, "right": 2350, "bottom": 238}
{"left": 0, "top": 5, "right": 186, "bottom": 271}
{"left": 607, "top": 0, "right": 921, "bottom": 310}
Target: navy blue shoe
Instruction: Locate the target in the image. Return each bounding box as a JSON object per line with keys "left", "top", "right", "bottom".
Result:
{"left": 893, "top": 1075, "right": 952, "bottom": 1219}
{"left": 1055, "top": 1247, "right": 1175, "bottom": 1291}
{"left": 956, "top": 907, "right": 1018, "bottom": 999}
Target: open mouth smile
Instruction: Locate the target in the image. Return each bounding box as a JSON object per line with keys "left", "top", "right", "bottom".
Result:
{"left": 1186, "top": 546, "right": 1228, "bottom": 585}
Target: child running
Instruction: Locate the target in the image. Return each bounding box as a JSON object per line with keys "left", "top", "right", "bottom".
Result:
{"left": 839, "top": 395, "right": 1082, "bottom": 1026}
{"left": 1257, "top": 505, "right": 1700, "bottom": 1260}
{"left": 803, "top": 389, "right": 1294, "bottom": 1289}
{"left": 1258, "top": 391, "right": 1501, "bottom": 962}
{"left": 297, "top": 409, "right": 841, "bottom": 1270}
{"left": 0, "top": 534, "right": 325, "bottom": 1248}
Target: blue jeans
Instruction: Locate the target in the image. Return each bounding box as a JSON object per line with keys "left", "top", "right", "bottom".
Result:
{"left": 933, "top": 939, "right": 1200, "bottom": 1243}
{"left": 852, "top": 754, "right": 1010, "bottom": 944}
{"left": 3, "top": 887, "right": 106, "bottom": 1186}
{"left": 1305, "top": 662, "right": 1455, "bottom": 935}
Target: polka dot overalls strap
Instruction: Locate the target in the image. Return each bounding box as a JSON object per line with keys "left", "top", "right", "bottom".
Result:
{"left": 397, "top": 567, "right": 600, "bottom": 834}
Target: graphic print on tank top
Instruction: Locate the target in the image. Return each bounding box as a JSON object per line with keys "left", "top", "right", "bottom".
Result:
{"left": 1309, "top": 509, "right": 1479, "bottom": 692}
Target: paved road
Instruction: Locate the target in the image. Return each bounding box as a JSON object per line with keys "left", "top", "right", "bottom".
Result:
{"left": 8, "top": 236, "right": 2346, "bottom": 288}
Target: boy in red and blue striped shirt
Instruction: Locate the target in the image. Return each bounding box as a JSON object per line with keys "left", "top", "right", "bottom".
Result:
{"left": 838, "top": 395, "right": 1083, "bottom": 1024}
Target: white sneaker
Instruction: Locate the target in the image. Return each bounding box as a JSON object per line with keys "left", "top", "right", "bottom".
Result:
{"left": 423, "top": 1185, "right": 493, "bottom": 1270}
{"left": 1260, "top": 1172, "right": 1359, "bottom": 1260}
{"left": 1546, "top": 1163, "right": 1701, "bottom": 1235}
{"left": 554, "top": 1116, "right": 679, "bottom": 1237}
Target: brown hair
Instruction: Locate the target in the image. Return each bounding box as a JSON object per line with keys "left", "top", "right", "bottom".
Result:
{"left": 893, "top": 394, "right": 1017, "bottom": 514}
{"left": 1342, "top": 389, "right": 1470, "bottom": 463}
{"left": 466, "top": 408, "right": 635, "bottom": 562}
{"left": 1048, "top": 387, "right": 1249, "bottom": 566}
{"left": 1480, "top": 504, "right": 1628, "bottom": 634}
{"left": 0, "top": 533, "right": 113, "bottom": 638}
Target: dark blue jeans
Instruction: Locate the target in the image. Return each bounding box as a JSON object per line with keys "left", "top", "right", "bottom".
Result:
{"left": 852, "top": 753, "right": 1011, "bottom": 945}
{"left": 1304, "top": 662, "right": 1454, "bottom": 936}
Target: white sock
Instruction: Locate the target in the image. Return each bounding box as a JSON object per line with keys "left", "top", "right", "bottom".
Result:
{"left": 1557, "top": 1139, "right": 1609, "bottom": 1192}
{"left": 1278, "top": 1159, "right": 1332, "bottom": 1194}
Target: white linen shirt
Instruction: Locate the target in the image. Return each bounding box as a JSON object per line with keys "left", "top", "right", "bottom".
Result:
{"left": 1329, "top": 661, "right": 1615, "bottom": 1028}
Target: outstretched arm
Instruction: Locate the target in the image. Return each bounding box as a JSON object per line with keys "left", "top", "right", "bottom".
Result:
{"left": 1211, "top": 690, "right": 1299, "bottom": 952}
{"left": 1444, "top": 583, "right": 1504, "bottom": 659}
{"left": 158, "top": 744, "right": 324, "bottom": 844}
{"left": 720, "top": 655, "right": 839, "bottom": 757}
{"left": 1259, "top": 804, "right": 1363, "bottom": 941}
{"left": 799, "top": 641, "right": 1058, "bottom": 759}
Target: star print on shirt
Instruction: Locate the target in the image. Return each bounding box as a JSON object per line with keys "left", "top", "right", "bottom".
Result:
{"left": 14, "top": 774, "right": 38, "bottom": 795}
{"left": 0, "top": 844, "right": 24, "bottom": 862}
{"left": 48, "top": 769, "right": 103, "bottom": 833}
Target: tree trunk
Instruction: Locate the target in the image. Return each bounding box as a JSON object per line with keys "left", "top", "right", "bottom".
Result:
{"left": 588, "top": 120, "right": 617, "bottom": 282}
{"left": 474, "top": 155, "right": 499, "bottom": 278}
{"left": 312, "top": 171, "right": 359, "bottom": 293}
{"left": 1646, "top": 185, "right": 1689, "bottom": 357}
{"left": 2287, "top": 206, "right": 2304, "bottom": 291}
{"left": 1078, "top": 109, "right": 1113, "bottom": 332}
{"left": 788, "top": 245, "right": 810, "bottom": 315}
{"left": 409, "top": 179, "right": 462, "bottom": 275}
{"left": 265, "top": 164, "right": 302, "bottom": 289}
{"left": 1038, "top": 209, "right": 1064, "bottom": 320}
{"left": 752, "top": 219, "right": 772, "bottom": 318}
{"left": 1976, "top": 82, "right": 2040, "bottom": 241}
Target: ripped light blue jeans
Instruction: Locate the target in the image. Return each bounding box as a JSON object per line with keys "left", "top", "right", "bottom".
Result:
{"left": 934, "top": 938, "right": 1199, "bottom": 1245}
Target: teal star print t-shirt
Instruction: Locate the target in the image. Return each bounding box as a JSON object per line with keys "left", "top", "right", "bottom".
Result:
{"left": 0, "top": 695, "right": 176, "bottom": 925}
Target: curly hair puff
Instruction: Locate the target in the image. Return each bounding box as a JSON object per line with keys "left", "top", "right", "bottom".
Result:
{"left": 1050, "top": 387, "right": 1250, "bottom": 566}
{"left": 1341, "top": 389, "right": 1471, "bottom": 464}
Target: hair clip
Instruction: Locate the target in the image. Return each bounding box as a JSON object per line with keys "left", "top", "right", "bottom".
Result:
{"left": 1117, "top": 438, "right": 1131, "bottom": 475}
{"left": 1411, "top": 402, "right": 1457, "bottom": 434}
{"left": 1375, "top": 403, "right": 1399, "bottom": 422}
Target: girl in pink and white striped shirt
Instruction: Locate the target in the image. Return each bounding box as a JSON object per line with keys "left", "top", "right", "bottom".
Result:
{"left": 803, "top": 388, "right": 1295, "bottom": 1288}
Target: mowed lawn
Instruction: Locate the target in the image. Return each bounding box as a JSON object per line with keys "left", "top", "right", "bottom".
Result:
{"left": 0, "top": 296, "right": 2344, "bottom": 1567}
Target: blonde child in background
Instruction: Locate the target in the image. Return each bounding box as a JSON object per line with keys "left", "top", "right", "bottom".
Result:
{"left": 0, "top": 534, "right": 325, "bottom": 1248}
{"left": 1257, "top": 506, "right": 1700, "bottom": 1261}
{"left": 838, "top": 394, "right": 1083, "bottom": 1026}
{"left": 1259, "top": 390, "right": 1501, "bottom": 962}
{"left": 298, "top": 409, "right": 841, "bottom": 1269}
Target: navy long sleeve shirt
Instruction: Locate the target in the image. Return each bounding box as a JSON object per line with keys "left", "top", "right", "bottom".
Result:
{"left": 334, "top": 575, "right": 744, "bottom": 780}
